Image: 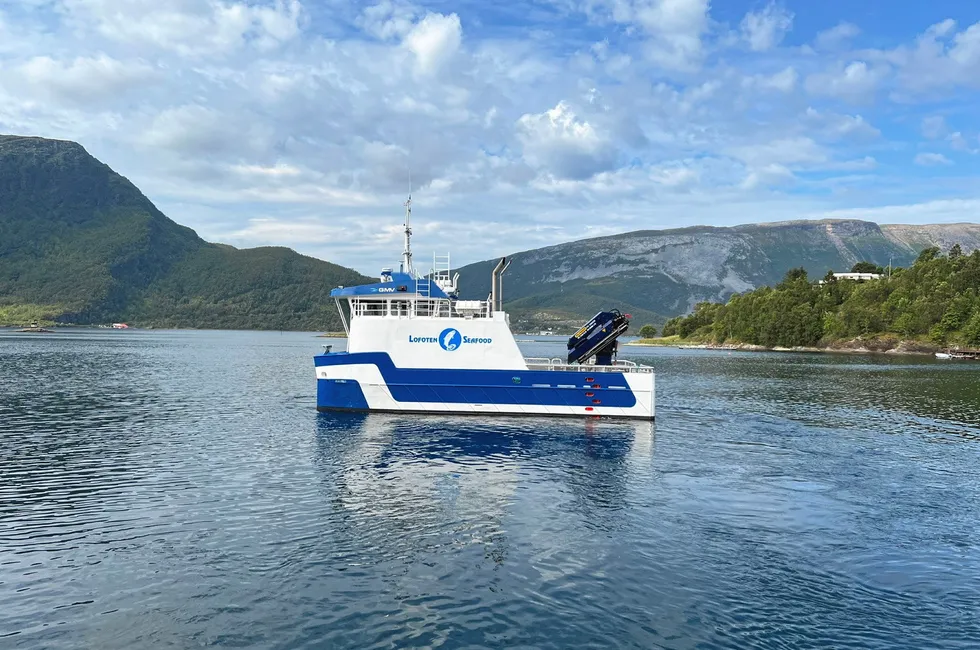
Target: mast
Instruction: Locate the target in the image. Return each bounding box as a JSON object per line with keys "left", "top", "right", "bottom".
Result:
{"left": 401, "top": 177, "right": 413, "bottom": 275}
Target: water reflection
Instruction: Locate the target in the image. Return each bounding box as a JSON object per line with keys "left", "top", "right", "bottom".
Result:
{"left": 312, "top": 413, "right": 656, "bottom": 562}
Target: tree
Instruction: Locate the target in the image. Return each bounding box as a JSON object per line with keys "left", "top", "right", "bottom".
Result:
{"left": 916, "top": 247, "right": 941, "bottom": 264}
{"left": 851, "top": 261, "right": 884, "bottom": 274}
{"left": 661, "top": 317, "right": 681, "bottom": 337}
{"left": 962, "top": 310, "right": 980, "bottom": 346}
{"left": 949, "top": 243, "right": 963, "bottom": 259}
{"left": 781, "top": 267, "right": 809, "bottom": 284}
{"left": 637, "top": 324, "right": 658, "bottom": 338}
{"left": 656, "top": 247, "right": 979, "bottom": 348}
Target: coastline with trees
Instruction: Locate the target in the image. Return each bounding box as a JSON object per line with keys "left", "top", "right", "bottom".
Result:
{"left": 631, "top": 246, "right": 980, "bottom": 354}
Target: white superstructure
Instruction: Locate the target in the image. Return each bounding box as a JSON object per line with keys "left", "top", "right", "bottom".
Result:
{"left": 314, "top": 200, "right": 655, "bottom": 419}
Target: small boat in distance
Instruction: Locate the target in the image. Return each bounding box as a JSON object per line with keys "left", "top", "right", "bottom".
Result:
{"left": 313, "top": 196, "right": 655, "bottom": 419}
{"left": 936, "top": 349, "right": 980, "bottom": 360}
{"left": 16, "top": 320, "right": 55, "bottom": 333}
{"left": 112, "top": 323, "right": 129, "bottom": 329}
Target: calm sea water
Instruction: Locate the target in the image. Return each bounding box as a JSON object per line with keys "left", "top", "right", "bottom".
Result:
{"left": 2, "top": 329, "right": 979, "bottom": 649}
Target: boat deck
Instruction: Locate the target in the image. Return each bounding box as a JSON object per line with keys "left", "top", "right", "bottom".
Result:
{"left": 524, "top": 358, "right": 653, "bottom": 373}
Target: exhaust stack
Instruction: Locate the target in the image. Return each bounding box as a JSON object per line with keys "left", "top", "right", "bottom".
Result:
{"left": 489, "top": 258, "right": 505, "bottom": 312}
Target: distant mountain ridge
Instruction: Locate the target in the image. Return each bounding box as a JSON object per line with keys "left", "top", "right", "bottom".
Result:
{"left": 456, "top": 218, "right": 980, "bottom": 331}
{"left": 0, "top": 134, "right": 372, "bottom": 329}
{"left": 4, "top": 134, "right": 978, "bottom": 333}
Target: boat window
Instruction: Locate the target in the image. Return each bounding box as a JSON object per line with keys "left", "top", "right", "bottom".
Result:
{"left": 392, "top": 300, "right": 409, "bottom": 317}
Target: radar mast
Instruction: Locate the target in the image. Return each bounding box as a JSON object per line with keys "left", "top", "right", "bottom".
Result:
{"left": 401, "top": 173, "right": 413, "bottom": 275}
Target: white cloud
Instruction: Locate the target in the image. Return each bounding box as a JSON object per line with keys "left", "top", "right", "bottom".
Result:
{"left": 651, "top": 165, "right": 699, "bottom": 188}
{"left": 947, "top": 132, "right": 979, "bottom": 154}
{"left": 729, "top": 137, "right": 828, "bottom": 167}
{"left": 583, "top": 0, "right": 710, "bottom": 71}
{"left": 141, "top": 104, "right": 270, "bottom": 158}
{"left": 60, "top": 0, "right": 304, "bottom": 57}
{"left": 884, "top": 19, "right": 980, "bottom": 94}
{"left": 13, "top": 54, "right": 154, "bottom": 105}
{"left": 830, "top": 156, "right": 877, "bottom": 171}
{"left": 357, "top": 0, "right": 417, "bottom": 40}
{"left": 814, "top": 22, "right": 860, "bottom": 50}
{"left": 403, "top": 12, "right": 462, "bottom": 75}
{"left": 805, "top": 61, "right": 888, "bottom": 103}
{"left": 742, "top": 66, "right": 797, "bottom": 93}
{"left": 0, "top": 0, "right": 978, "bottom": 272}
{"left": 814, "top": 198, "right": 980, "bottom": 224}
{"left": 232, "top": 163, "right": 303, "bottom": 177}
{"left": 741, "top": 163, "right": 794, "bottom": 189}
{"left": 729, "top": 137, "right": 833, "bottom": 190}
{"left": 740, "top": 2, "right": 793, "bottom": 52}
{"left": 914, "top": 152, "right": 952, "bottom": 166}
{"left": 804, "top": 108, "right": 880, "bottom": 141}
{"left": 517, "top": 101, "right": 616, "bottom": 180}
{"left": 0, "top": 10, "right": 15, "bottom": 54}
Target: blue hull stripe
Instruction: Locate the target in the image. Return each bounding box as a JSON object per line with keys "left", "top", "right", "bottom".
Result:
{"left": 318, "top": 378, "right": 369, "bottom": 410}
{"left": 314, "top": 352, "right": 637, "bottom": 408}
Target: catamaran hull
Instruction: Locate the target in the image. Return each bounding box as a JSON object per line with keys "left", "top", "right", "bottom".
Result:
{"left": 315, "top": 353, "right": 655, "bottom": 420}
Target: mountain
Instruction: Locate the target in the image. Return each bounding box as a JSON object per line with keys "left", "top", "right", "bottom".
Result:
{"left": 0, "top": 135, "right": 372, "bottom": 329}
{"left": 456, "top": 219, "right": 980, "bottom": 331}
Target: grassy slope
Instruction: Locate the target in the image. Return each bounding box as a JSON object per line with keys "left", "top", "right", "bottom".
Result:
{"left": 0, "top": 135, "right": 372, "bottom": 330}
{"left": 132, "top": 245, "right": 369, "bottom": 330}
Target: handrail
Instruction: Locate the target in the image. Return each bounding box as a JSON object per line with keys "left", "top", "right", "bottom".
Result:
{"left": 523, "top": 357, "right": 653, "bottom": 374}
{"left": 346, "top": 296, "right": 494, "bottom": 319}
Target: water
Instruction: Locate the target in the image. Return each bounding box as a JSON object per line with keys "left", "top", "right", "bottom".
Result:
{"left": 2, "top": 329, "right": 979, "bottom": 649}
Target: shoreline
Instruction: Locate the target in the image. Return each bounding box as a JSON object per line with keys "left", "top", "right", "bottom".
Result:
{"left": 626, "top": 338, "right": 941, "bottom": 356}
{"left": 0, "top": 325, "right": 349, "bottom": 337}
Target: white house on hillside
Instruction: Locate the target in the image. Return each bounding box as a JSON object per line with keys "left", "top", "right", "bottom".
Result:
{"left": 818, "top": 272, "right": 883, "bottom": 284}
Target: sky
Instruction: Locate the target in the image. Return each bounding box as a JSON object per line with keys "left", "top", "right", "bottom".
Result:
{"left": 1, "top": 0, "right": 979, "bottom": 274}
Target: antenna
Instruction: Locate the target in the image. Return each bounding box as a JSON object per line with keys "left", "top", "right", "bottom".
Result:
{"left": 402, "top": 170, "right": 413, "bottom": 275}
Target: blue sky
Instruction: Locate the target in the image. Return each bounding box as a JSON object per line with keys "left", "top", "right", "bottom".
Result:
{"left": 0, "top": 0, "right": 978, "bottom": 273}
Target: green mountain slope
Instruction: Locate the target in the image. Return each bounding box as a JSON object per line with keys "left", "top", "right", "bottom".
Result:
{"left": 0, "top": 135, "right": 371, "bottom": 329}
{"left": 662, "top": 247, "right": 980, "bottom": 349}
{"left": 457, "top": 219, "right": 980, "bottom": 330}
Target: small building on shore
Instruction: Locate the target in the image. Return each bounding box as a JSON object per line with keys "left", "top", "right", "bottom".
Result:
{"left": 819, "top": 272, "right": 883, "bottom": 284}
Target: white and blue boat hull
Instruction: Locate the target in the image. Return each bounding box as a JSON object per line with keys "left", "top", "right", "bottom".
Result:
{"left": 315, "top": 352, "right": 655, "bottom": 419}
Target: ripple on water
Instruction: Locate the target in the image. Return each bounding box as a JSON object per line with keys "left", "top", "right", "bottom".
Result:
{"left": 1, "top": 331, "right": 979, "bottom": 649}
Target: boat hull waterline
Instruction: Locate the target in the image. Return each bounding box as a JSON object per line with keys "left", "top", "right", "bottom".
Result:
{"left": 316, "top": 352, "right": 655, "bottom": 419}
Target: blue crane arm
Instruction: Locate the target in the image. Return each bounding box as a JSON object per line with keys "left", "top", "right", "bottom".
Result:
{"left": 566, "top": 310, "right": 630, "bottom": 365}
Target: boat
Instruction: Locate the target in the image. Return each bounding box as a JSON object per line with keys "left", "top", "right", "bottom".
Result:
{"left": 936, "top": 349, "right": 980, "bottom": 360}
{"left": 15, "top": 320, "right": 55, "bottom": 333}
{"left": 313, "top": 197, "right": 655, "bottom": 419}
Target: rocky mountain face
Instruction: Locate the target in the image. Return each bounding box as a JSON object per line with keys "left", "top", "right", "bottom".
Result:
{"left": 456, "top": 219, "right": 980, "bottom": 331}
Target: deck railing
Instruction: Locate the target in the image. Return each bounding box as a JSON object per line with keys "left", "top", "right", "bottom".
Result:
{"left": 348, "top": 297, "right": 491, "bottom": 319}
{"left": 524, "top": 358, "right": 654, "bottom": 374}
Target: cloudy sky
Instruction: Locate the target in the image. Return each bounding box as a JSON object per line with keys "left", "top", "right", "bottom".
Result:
{"left": 1, "top": 0, "right": 978, "bottom": 273}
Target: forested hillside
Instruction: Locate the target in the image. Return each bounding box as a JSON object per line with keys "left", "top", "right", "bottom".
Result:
{"left": 659, "top": 247, "right": 980, "bottom": 348}
{"left": 0, "top": 135, "right": 371, "bottom": 329}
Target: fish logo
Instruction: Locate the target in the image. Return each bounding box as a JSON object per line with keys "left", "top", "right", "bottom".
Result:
{"left": 439, "top": 328, "right": 463, "bottom": 351}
